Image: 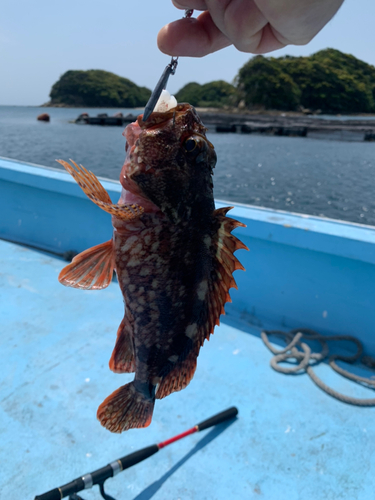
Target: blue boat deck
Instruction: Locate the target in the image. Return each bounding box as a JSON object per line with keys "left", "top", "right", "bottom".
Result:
{"left": 1, "top": 238, "right": 375, "bottom": 500}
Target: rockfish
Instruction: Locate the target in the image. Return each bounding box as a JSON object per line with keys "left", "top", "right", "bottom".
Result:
{"left": 57, "top": 103, "right": 247, "bottom": 433}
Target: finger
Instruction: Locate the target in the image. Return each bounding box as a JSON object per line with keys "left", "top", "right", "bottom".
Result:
{"left": 158, "top": 11, "right": 231, "bottom": 57}
{"left": 172, "top": 0, "right": 208, "bottom": 10}
{"left": 208, "top": 0, "right": 267, "bottom": 52}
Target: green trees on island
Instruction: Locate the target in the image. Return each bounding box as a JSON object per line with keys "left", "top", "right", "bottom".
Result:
{"left": 236, "top": 49, "right": 375, "bottom": 113}
{"left": 49, "top": 70, "right": 151, "bottom": 107}
{"left": 175, "top": 80, "right": 236, "bottom": 108}
{"left": 236, "top": 55, "right": 301, "bottom": 111}
{"left": 49, "top": 50, "right": 375, "bottom": 113}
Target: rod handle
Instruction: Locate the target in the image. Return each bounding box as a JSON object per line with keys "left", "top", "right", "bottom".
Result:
{"left": 119, "top": 444, "right": 159, "bottom": 470}
{"left": 34, "top": 489, "right": 61, "bottom": 500}
{"left": 196, "top": 406, "right": 238, "bottom": 431}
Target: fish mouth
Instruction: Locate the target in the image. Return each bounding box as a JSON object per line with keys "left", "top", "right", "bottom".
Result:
{"left": 122, "top": 103, "right": 195, "bottom": 179}
{"left": 120, "top": 103, "right": 205, "bottom": 204}
{"left": 138, "top": 103, "right": 193, "bottom": 131}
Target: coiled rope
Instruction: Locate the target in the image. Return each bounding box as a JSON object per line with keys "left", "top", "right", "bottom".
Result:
{"left": 261, "top": 328, "right": 375, "bottom": 406}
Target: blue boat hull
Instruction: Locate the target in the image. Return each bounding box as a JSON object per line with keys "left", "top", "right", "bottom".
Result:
{"left": 1, "top": 157, "right": 374, "bottom": 499}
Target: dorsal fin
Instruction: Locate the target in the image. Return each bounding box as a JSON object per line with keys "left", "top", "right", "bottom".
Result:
{"left": 57, "top": 159, "right": 144, "bottom": 221}
{"left": 199, "top": 207, "right": 248, "bottom": 342}
{"left": 155, "top": 207, "right": 248, "bottom": 400}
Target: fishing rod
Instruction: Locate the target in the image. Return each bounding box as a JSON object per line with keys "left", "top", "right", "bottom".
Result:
{"left": 34, "top": 406, "right": 238, "bottom": 500}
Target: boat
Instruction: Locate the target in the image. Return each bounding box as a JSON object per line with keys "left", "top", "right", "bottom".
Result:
{"left": 1, "top": 155, "right": 374, "bottom": 499}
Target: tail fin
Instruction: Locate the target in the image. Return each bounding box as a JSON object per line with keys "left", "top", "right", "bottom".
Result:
{"left": 97, "top": 382, "right": 155, "bottom": 433}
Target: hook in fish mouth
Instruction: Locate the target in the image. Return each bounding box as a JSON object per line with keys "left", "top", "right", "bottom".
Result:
{"left": 139, "top": 103, "right": 192, "bottom": 130}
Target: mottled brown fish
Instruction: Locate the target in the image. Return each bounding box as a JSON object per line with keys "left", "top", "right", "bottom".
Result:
{"left": 57, "top": 103, "right": 247, "bottom": 433}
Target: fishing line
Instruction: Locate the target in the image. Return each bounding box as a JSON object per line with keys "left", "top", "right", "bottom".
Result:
{"left": 143, "top": 9, "right": 194, "bottom": 121}
{"left": 34, "top": 406, "right": 238, "bottom": 500}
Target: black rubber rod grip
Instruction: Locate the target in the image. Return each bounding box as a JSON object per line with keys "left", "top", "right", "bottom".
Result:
{"left": 119, "top": 444, "right": 159, "bottom": 470}
{"left": 35, "top": 477, "right": 84, "bottom": 500}
{"left": 34, "top": 488, "right": 61, "bottom": 500}
{"left": 196, "top": 406, "right": 238, "bottom": 431}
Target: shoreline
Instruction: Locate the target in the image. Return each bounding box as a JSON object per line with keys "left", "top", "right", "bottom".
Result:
{"left": 38, "top": 102, "right": 375, "bottom": 119}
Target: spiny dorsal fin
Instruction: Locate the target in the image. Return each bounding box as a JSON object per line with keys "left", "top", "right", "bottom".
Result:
{"left": 198, "top": 207, "right": 248, "bottom": 347}
{"left": 59, "top": 239, "right": 114, "bottom": 290}
{"left": 155, "top": 207, "right": 248, "bottom": 400}
{"left": 57, "top": 159, "right": 144, "bottom": 221}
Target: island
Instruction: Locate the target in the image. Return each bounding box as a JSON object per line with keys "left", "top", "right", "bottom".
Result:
{"left": 45, "top": 70, "right": 151, "bottom": 108}
{"left": 45, "top": 50, "right": 375, "bottom": 115}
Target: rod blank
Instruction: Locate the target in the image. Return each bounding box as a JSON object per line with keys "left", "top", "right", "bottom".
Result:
{"left": 34, "top": 407, "right": 238, "bottom": 500}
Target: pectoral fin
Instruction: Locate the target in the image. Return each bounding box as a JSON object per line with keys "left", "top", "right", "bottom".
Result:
{"left": 59, "top": 239, "right": 114, "bottom": 289}
{"left": 57, "top": 159, "right": 144, "bottom": 221}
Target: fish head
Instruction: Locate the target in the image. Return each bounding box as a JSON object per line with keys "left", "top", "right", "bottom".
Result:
{"left": 121, "top": 103, "right": 217, "bottom": 224}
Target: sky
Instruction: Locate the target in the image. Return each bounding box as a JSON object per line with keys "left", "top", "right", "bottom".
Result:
{"left": 1, "top": 0, "right": 374, "bottom": 106}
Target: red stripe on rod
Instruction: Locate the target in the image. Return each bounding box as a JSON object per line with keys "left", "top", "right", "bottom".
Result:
{"left": 157, "top": 426, "right": 198, "bottom": 449}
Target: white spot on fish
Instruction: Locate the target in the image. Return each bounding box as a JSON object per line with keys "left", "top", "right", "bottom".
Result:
{"left": 128, "top": 284, "right": 135, "bottom": 292}
{"left": 203, "top": 235, "right": 212, "bottom": 248}
{"left": 168, "top": 355, "right": 179, "bottom": 363}
{"left": 185, "top": 323, "right": 197, "bottom": 339}
{"left": 121, "top": 235, "right": 138, "bottom": 252}
{"left": 197, "top": 280, "right": 208, "bottom": 300}
{"left": 130, "top": 243, "right": 143, "bottom": 254}
{"left": 127, "top": 256, "right": 141, "bottom": 267}
{"left": 140, "top": 267, "right": 151, "bottom": 276}
{"left": 151, "top": 241, "right": 159, "bottom": 252}
{"left": 138, "top": 157, "right": 143, "bottom": 164}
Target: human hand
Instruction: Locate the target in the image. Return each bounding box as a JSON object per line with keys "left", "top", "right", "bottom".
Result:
{"left": 157, "top": 0, "right": 344, "bottom": 57}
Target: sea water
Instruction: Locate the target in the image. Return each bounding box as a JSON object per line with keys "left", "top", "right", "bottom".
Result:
{"left": 1, "top": 105, "right": 374, "bottom": 227}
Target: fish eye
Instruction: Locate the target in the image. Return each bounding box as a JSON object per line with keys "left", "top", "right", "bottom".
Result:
{"left": 184, "top": 138, "right": 197, "bottom": 152}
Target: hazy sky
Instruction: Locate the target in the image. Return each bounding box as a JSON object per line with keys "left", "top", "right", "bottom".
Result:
{"left": 1, "top": 0, "right": 374, "bottom": 106}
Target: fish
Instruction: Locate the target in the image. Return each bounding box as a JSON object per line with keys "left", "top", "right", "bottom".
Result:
{"left": 57, "top": 103, "right": 248, "bottom": 433}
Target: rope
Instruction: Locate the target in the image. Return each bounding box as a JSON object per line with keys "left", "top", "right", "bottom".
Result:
{"left": 261, "top": 328, "right": 375, "bottom": 406}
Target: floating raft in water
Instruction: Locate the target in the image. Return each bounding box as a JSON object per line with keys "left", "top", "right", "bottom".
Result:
{"left": 75, "top": 112, "right": 137, "bottom": 126}
{"left": 74, "top": 109, "right": 375, "bottom": 141}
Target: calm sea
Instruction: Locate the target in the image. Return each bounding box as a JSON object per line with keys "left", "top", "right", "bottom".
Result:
{"left": 1, "top": 105, "right": 375, "bottom": 227}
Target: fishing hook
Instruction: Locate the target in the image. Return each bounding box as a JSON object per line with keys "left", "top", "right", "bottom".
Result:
{"left": 143, "top": 9, "right": 194, "bottom": 121}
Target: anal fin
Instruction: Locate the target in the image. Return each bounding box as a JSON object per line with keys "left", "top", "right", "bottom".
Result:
{"left": 109, "top": 314, "right": 136, "bottom": 373}
{"left": 156, "top": 348, "right": 198, "bottom": 400}
{"left": 59, "top": 239, "right": 114, "bottom": 290}
{"left": 57, "top": 159, "right": 144, "bottom": 221}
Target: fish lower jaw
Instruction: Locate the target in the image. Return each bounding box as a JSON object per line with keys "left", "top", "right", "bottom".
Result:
{"left": 118, "top": 181, "right": 159, "bottom": 214}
